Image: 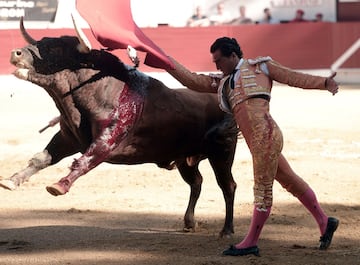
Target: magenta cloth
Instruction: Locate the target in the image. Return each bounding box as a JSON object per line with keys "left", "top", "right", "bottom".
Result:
{"left": 76, "top": 0, "right": 175, "bottom": 70}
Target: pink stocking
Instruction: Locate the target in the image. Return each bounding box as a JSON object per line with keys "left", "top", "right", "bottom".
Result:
{"left": 235, "top": 206, "right": 271, "bottom": 249}
{"left": 298, "top": 188, "right": 328, "bottom": 235}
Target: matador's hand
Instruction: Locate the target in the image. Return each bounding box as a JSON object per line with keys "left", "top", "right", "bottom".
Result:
{"left": 325, "top": 72, "right": 339, "bottom": 95}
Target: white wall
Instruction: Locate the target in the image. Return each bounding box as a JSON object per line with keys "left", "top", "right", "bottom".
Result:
{"left": 0, "top": 0, "right": 338, "bottom": 29}
{"left": 131, "top": 0, "right": 337, "bottom": 27}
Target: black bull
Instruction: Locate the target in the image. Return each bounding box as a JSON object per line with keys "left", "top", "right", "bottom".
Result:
{"left": 0, "top": 18, "right": 240, "bottom": 237}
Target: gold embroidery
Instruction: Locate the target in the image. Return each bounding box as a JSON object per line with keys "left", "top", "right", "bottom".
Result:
{"left": 245, "top": 102, "right": 283, "bottom": 209}
{"left": 226, "top": 60, "right": 271, "bottom": 111}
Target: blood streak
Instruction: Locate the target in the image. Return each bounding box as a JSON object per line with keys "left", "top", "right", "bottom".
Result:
{"left": 56, "top": 84, "right": 144, "bottom": 193}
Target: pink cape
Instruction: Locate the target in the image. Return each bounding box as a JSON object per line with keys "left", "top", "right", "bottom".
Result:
{"left": 76, "top": 0, "right": 175, "bottom": 70}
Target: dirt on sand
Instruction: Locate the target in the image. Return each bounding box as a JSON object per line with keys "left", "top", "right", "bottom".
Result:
{"left": 0, "top": 76, "right": 359, "bottom": 265}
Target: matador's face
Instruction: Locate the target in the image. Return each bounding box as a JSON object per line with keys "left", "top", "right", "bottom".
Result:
{"left": 211, "top": 50, "right": 239, "bottom": 76}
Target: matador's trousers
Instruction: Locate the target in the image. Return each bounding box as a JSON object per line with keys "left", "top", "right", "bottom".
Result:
{"left": 232, "top": 98, "right": 283, "bottom": 210}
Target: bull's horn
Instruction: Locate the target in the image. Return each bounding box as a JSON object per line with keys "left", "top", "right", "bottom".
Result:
{"left": 71, "top": 13, "right": 91, "bottom": 53}
{"left": 20, "top": 16, "right": 37, "bottom": 44}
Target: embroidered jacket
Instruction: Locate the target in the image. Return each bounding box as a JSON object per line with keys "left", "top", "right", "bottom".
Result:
{"left": 167, "top": 56, "right": 327, "bottom": 113}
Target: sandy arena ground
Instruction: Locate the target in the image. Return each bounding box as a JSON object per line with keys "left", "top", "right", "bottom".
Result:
{"left": 0, "top": 75, "right": 359, "bottom": 265}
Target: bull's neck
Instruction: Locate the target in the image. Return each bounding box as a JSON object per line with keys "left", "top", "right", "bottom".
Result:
{"left": 121, "top": 65, "right": 149, "bottom": 97}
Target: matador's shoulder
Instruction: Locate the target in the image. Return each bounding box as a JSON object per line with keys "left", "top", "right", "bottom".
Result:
{"left": 247, "top": 56, "right": 272, "bottom": 65}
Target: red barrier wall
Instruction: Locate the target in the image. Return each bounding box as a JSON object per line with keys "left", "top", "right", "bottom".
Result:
{"left": 1, "top": 22, "right": 359, "bottom": 74}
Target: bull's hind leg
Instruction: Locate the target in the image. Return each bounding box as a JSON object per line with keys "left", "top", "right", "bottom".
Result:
{"left": 176, "top": 159, "right": 203, "bottom": 233}
{"left": 208, "top": 157, "right": 237, "bottom": 238}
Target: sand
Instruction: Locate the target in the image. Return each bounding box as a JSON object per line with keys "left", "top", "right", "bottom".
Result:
{"left": 0, "top": 75, "right": 359, "bottom": 265}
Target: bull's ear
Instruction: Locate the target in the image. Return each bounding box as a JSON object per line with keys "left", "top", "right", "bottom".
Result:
{"left": 71, "top": 13, "right": 92, "bottom": 53}
{"left": 20, "top": 16, "right": 37, "bottom": 44}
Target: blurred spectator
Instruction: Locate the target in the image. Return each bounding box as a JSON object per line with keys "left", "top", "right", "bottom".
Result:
{"left": 209, "top": 2, "right": 231, "bottom": 25}
{"left": 289, "top": 9, "right": 308, "bottom": 22}
{"left": 314, "top": 13, "right": 324, "bottom": 22}
{"left": 258, "top": 8, "right": 278, "bottom": 24}
{"left": 229, "top": 5, "right": 253, "bottom": 25}
{"left": 186, "top": 6, "right": 210, "bottom": 27}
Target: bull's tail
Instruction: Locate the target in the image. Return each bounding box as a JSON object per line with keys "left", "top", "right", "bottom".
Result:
{"left": 203, "top": 114, "right": 240, "bottom": 156}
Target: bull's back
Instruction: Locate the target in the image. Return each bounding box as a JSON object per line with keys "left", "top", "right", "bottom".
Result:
{"left": 149, "top": 78, "right": 222, "bottom": 119}
{"left": 109, "top": 78, "right": 228, "bottom": 164}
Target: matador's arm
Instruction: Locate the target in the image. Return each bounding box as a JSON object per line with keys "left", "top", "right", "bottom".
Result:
{"left": 167, "top": 56, "right": 220, "bottom": 93}
{"left": 265, "top": 60, "right": 338, "bottom": 95}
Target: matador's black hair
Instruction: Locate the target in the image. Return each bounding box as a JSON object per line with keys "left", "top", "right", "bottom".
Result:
{"left": 210, "top": 37, "right": 243, "bottom": 59}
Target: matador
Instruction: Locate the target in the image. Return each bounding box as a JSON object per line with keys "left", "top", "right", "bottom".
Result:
{"left": 166, "top": 37, "right": 339, "bottom": 256}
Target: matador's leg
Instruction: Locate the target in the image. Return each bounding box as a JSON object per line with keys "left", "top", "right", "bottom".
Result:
{"left": 237, "top": 101, "right": 283, "bottom": 210}
{"left": 230, "top": 99, "right": 283, "bottom": 250}
{"left": 275, "top": 153, "right": 329, "bottom": 236}
{"left": 275, "top": 154, "right": 309, "bottom": 197}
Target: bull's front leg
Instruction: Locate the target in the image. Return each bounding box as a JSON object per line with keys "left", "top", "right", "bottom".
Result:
{"left": 0, "top": 150, "right": 51, "bottom": 190}
{"left": 14, "top": 68, "right": 54, "bottom": 87}
{"left": 46, "top": 85, "right": 144, "bottom": 196}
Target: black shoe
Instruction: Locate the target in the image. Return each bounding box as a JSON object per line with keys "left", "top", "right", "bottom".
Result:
{"left": 222, "top": 245, "right": 260, "bottom": 256}
{"left": 319, "top": 217, "right": 339, "bottom": 250}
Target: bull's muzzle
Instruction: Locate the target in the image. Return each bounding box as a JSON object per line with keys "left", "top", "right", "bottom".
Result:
{"left": 10, "top": 49, "right": 24, "bottom": 67}
{"left": 10, "top": 48, "right": 33, "bottom": 70}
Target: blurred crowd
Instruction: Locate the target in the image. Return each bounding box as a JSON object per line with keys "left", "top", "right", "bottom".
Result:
{"left": 186, "top": 2, "right": 325, "bottom": 27}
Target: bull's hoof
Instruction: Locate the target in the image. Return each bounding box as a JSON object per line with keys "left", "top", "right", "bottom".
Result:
{"left": 183, "top": 227, "right": 195, "bottom": 233}
{"left": 219, "top": 232, "right": 233, "bottom": 239}
{"left": 46, "top": 183, "right": 68, "bottom": 196}
{"left": 0, "top": 179, "right": 17, "bottom": 190}
{"left": 183, "top": 221, "right": 197, "bottom": 233}
{"left": 219, "top": 228, "right": 234, "bottom": 238}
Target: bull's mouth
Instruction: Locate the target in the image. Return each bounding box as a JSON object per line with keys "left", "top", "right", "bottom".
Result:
{"left": 10, "top": 58, "right": 33, "bottom": 71}
{"left": 13, "top": 62, "right": 28, "bottom": 69}
{"left": 10, "top": 56, "right": 32, "bottom": 80}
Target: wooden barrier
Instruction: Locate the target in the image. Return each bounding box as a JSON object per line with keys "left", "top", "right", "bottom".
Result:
{"left": 1, "top": 22, "right": 359, "bottom": 74}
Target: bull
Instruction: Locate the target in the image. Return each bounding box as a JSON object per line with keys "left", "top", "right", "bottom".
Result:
{"left": 0, "top": 17, "right": 239, "bottom": 237}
